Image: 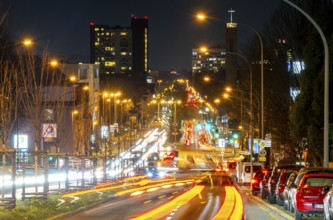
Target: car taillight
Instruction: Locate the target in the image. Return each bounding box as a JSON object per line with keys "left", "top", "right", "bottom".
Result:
{"left": 270, "top": 179, "right": 276, "bottom": 184}
{"left": 251, "top": 179, "right": 257, "bottom": 184}
{"left": 225, "top": 168, "right": 229, "bottom": 172}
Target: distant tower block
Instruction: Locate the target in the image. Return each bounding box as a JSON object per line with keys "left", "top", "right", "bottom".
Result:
{"left": 225, "top": 8, "right": 238, "bottom": 84}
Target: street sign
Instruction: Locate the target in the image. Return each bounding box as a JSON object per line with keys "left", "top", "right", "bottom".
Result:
{"left": 258, "top": 149, "right": 267, "bottom": 157}
{"left": 259, "top": 140, "right": 267, "bottom": 148}
{"left": 265, "top": 139, "right": 271, "bottom": 148}
{"left": 238, "top": 151, "right": 251, "bottom": 156}
{"left": 258, "top": 156, "right": 266, "bottom": 162}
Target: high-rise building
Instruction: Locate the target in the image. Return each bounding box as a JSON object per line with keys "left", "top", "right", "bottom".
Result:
{"left": 90, "top": 16, "right": 148, "bottom": 75}
{"left": 225, "top": 10, "right": 238, "bottom": 84}
{"left": 192, "top": 47, "right": 226, "bottom": 74}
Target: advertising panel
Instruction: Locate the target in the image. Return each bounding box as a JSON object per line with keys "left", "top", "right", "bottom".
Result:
{"left": 13, "top": 135, "right": 28, "bottom": 149}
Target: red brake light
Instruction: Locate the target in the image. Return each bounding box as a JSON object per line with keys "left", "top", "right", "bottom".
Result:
{"left": 251, "top": 179, "right": 257, "bottom": 184}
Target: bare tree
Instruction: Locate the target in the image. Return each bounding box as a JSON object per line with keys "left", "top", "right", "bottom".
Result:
{"left": 0, "top": 60, "right": 16, "bottom": 149}
{"left": 16, "top": 48, "right": 71, "bottom": 154}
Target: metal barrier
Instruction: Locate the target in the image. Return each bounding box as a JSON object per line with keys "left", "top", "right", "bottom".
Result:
{"left": 21, "top": 151, "right": 48, "bottom": 201}
{"left": 0, "top": 148, "right": 16, "bottom": 208}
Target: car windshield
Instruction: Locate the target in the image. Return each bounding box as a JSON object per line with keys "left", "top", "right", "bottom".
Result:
{"left": 285, "top": 170, "right": 295, "bottom": 179}
{"left": 304, "top": 177, "right": 333, "bottom": 187}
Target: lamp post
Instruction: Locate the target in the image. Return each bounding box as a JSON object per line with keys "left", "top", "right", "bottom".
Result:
{"left": 196, "top": 12, "right": 264, "bottom": 140}
{"left": 14, "top": 39, "right": 34, "bottom": 168}
{"left": 168, "top": 99, "right": 182, "bottom": 143}
{"left": 283, "top": 0, "right": 330, "bottom": 168}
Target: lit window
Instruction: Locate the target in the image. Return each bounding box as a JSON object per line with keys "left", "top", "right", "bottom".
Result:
{"left": 105, "top": 61, "right": 116, "bottom": 67}
{"left": 121, "top": 32, "right": 127, "bottom": 36}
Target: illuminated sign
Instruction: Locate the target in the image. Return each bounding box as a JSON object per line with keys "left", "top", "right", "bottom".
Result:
{"left": 42, "top": 123, "right": 57, "bottom": 138}
{"left": 14, "top": 135, "right": 28, "bottom": 149}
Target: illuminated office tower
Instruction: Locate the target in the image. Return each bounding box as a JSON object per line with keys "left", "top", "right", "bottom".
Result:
{"left": 90, "top": 16, "right": 148, "bottom": 75}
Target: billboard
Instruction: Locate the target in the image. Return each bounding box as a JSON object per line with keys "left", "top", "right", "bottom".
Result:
{"left": 14, "top": 135, "right": 28, "bottom": 149}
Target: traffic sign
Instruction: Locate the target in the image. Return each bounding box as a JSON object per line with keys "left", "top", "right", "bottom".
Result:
{"left": 259, "top": 140, "right": 267, "bottom": 148}
{"left": 258, "top": 156, "right": 266, "bottom": 162}
{"left": 258, "top": 149, "right": 267, "bottom": 157}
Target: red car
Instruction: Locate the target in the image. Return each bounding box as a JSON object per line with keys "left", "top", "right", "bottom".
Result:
{"left": 251, "top": 168, "right": 272, "bottom": 196}
{"left": 276, "top": 169, "right": 299, "bottom": 206}
{"left": 294, "top": 173, "right": 333, "bottom": 220}
{"left": 260, "top": 171, "right": 272, "bottom": 199}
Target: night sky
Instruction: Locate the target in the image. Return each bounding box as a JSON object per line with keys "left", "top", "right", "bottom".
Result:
{"left": 3, "top": 0, "right": 281, "bottom": 71}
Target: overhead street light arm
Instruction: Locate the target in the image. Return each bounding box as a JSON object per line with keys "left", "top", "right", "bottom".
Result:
{"left": 283, "top": 0, "right": 329, "bottom": 167}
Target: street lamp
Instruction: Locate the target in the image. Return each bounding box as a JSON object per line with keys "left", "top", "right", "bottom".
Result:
{"left": 14, "top": 39, "right": 34, "bottom": 166}
{"left": 283, "top": 0, "right": 330, "bottom": 168}
{"left": 168, "top": 99, "right": 182, "bottom": 143}
{"left": 196, "top": 12, "right": 265, "bottom": 140}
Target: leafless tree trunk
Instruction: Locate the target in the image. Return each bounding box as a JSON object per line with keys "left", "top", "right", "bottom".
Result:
{"left": 16, "top": 48, "right": 71, "bottom": 154}
{"left": 0, "top": 61, "right": 16, "bottom": 149}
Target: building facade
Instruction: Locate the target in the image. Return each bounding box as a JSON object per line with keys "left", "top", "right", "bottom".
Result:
{"left": 90, "top": 16, "right": 148, "bottom": 75}
{"left": 192, "top": 47, "right": 226, "bottom": 74}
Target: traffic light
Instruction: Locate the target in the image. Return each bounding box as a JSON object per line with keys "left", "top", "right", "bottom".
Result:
{"left": 232, "top": 132, "right": 239, "bottom": 139}
{"left": 48, "top": 156, "right": 55, "bottom": 161}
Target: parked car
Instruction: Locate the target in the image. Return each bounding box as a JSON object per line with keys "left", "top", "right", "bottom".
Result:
{"left": 260, "top": 170, "right": 273, "bottom": 199}
{"left": 323, "top": 183, "right": 333, "bottom": 220}
{"left": 267, "top": 164, "right": 304, "bottom": 204}
{"left": 282, "top": 170, "right": 298, "bottom": 210}
{"left": 294, "top": 173, "right": 333, "bottom": 220}
{"left": 289, "top": 167, "right": 333, "bottom": 213}
{"left": 251, "top": 168, "right": 272, "bottom": 196}
{"left": 276, "top": 169, "right": 299, "bottom": 206}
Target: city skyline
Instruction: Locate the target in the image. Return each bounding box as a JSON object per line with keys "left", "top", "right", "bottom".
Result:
{"left": 4, "top": 0, "right": 281, "bottom": 71}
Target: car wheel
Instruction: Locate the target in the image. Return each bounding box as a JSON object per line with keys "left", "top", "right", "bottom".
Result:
{"left": 283, "top": 200, "right": 288, "bottom": 210}
{"left": 261, "top": 190, "right": 267, "bottom": 199}
{"left": 268, "top": 193, "right": 276, "bottom": 204}
{"left": 295, "top": 209, "right": 302, "bottom": 220}
{"left": 277, "top": 196, "right": 284, "bottom": 206}
{"left": 324, "top": 213, "right": 330, "bottom": 220}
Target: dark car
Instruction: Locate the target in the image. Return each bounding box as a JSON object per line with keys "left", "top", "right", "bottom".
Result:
{"left": 289, "top": 167, "right": 333, "bottom": 213}
{"left": 260, "top": 170, "right": 273, "bottom": 199}
{"left": 251, "top": 168, "right": 272, "bottom": 196}
{"left": 276, "top": 169, "right": 300, "bottom": 206}
{"left": 146, "top": 162, "right": 159, "bottom": 178}
{"left": 294, "top": 173, "right": 333, "bottom": 220}
{"left": 267, "top": 164, "right": 304, "bottom": 204}
{"left": 282, "top": 170, "right": 298, "bottom": 210}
